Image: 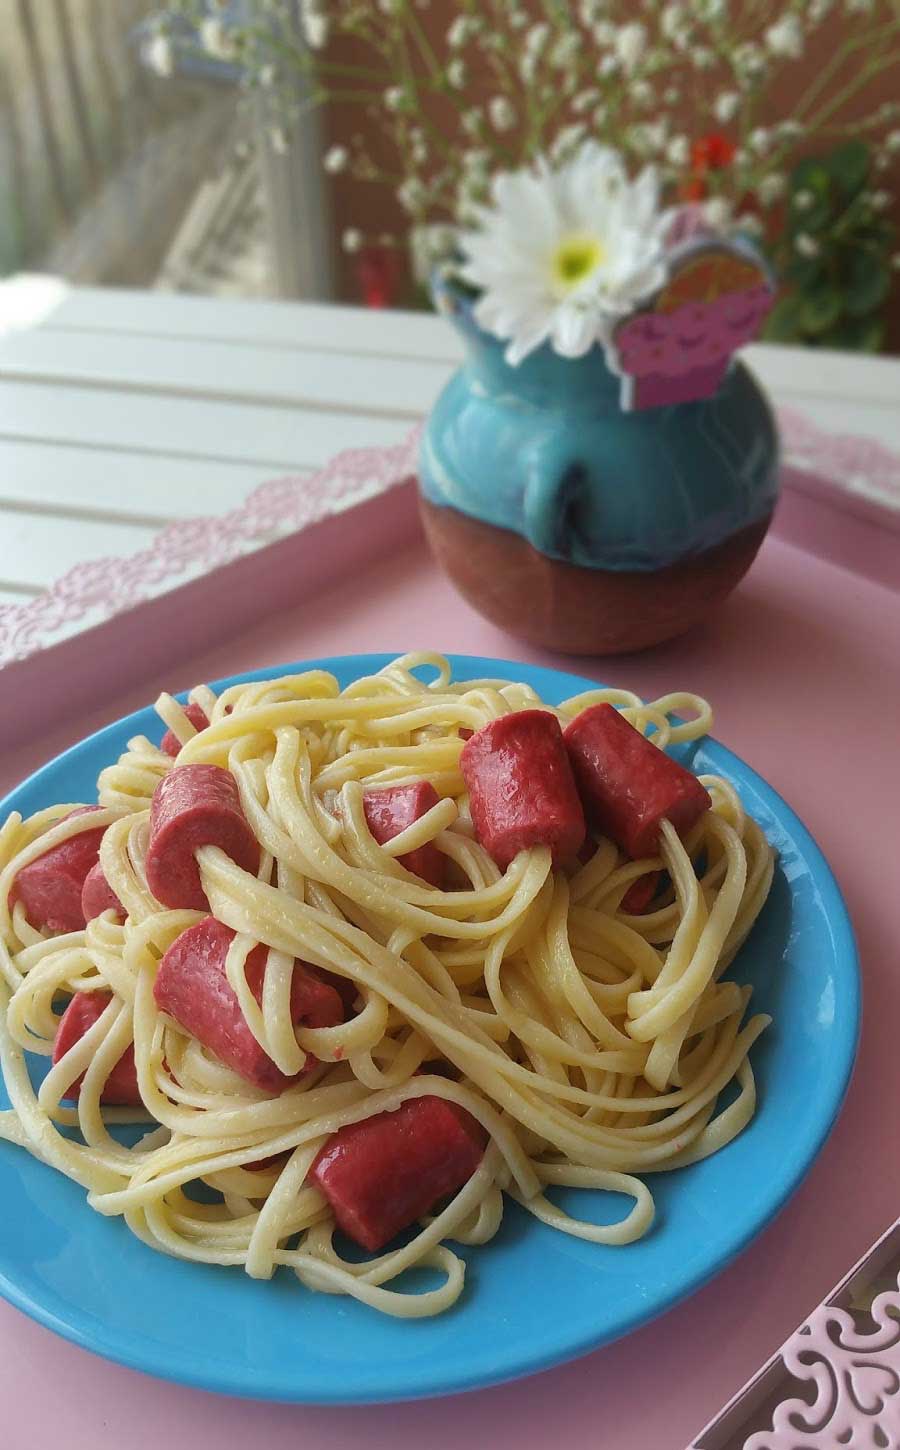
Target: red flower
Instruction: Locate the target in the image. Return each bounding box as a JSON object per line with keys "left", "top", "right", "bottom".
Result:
{"left": 690, "top": 134, "right": 736, "bottom": 173}
{"left": 356, "top": 246, "right": 398, "bottom": 309}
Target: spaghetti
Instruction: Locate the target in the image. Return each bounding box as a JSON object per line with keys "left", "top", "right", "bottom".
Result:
{"left": 0, "top": 653, "right": 775, "bottom": 1318}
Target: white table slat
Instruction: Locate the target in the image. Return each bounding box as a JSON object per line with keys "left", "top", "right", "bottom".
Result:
{"left": 0, "top": 381, "right": 408, "bottom": 468}
{"left": 0, "top": 327, "right": 445, "bottom": 417}
{"left": 0, "top": 508, "right": 160, "bottom": 591}
{"left": 1, "top": 275, "right": 464, "bottom": 363}
{"left": 0, "top": 443, "right": 295, "bottom": 521}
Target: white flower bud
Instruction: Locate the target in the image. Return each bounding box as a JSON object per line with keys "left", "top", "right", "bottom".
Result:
{"left": 661, "top": 3, "right": 687, "bottom": 39}
{"left": 342, "top": 228, "right": 363, "bottom": 254}
{"left": 302, "top": 11, "right": 328, "bottom": 50}
{"left": 703, "top": 197, "right": 733, "bottom": 231}
{"left": 598, "top": 54, "right": 618, "bottom": 77}
{"left": 384, "top": 86, "right": 405, "bottom": 111}
{"left": 736, "top": 213, "right": 765, "bottom": 237}
{"left": 446, "top": 58, "right": 466, "bottom": 88}
{"left": 795, "top": 233, "right": 820, "bottom": 258}
{"left": 750, "top": 127, "right": 771, "bottom": 155}
{"left": 793, "top": 189, "right": 814, "bottom": 211}
{"left": 666, "top": 135, "right": 690, "bottom": 166}
{"left": 886, "top": 130, "right": 900, "bottom": 153}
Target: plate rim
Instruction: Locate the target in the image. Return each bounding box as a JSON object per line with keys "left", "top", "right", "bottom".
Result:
{"left": 0, "top": 652, "right": 861, "bottom": 1402}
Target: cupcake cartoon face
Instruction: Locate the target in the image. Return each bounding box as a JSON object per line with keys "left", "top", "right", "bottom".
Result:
{"left": 607, "top": 240, "right": 775, "bottom": 410}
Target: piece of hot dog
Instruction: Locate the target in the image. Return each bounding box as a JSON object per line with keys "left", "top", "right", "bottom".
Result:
{"left": 563, "top": 704, "right": 711, "bottom": 860}
{"left": 460, "top": 711, "right": 586, "bottom": 869}
{"left": 154, "top": 916, "right": 344, "bottom": 1092}
{"left": 312, "top": 1095, "right": 486, "bottom": 1252}
{"left": 145, "top": 764, "right": 260, "bottom": 911}
{"left": 10, "top": 807, "right": 106, "bottom": 933}
{"left": 363, "top": 781, "right": 445, "bottom": 887}
{"left": 52, "top": 990, "right": 141, "bottom": 1105}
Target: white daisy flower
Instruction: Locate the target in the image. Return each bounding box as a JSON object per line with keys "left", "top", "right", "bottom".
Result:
{"left": 459, "top": 143, "right": 668, "bottom": 365}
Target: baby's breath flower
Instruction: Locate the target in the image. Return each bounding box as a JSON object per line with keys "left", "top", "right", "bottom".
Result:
{"left": 446, "top": 58, "right": 466, "bottom": 88}
{"left": 615, "top": 22, "right": 646, "bottom": 74}
{"left": 661, "top": 3, "right": 687, "bottom": 40}
{"left": 757, "top": 173, "right": 786, "bottom": 205}
{"left": 714, "top": 92, "right": 740, "bottom": 124}
{"left": 572, "top": 88, "right": 601, "bottom": 115}
{"left": 200, "top": 17, "right": 235, "bottom": 59}
{"left": 795, "top": 232, "right": 820, "bottom": 258}
{"left": 593, "top": 21, "right": 616, "bottom": 45}
{"left": 384, "top": 86, "right": 405, "bottom": 111}
{"left": 551, "top": 32, "right": 580, "bottom": 69}
{"left": 765, "top": 14, "right": 804, "bottom": 59}
{"left": 886, "top": 130, "right": 900, "bottom": 153}
{"left": 342, "top": 228, "right": 363, "bottom": 253}
{"left": 663, "top": 86, "right": 680, "bottom": 105}
{"left": 461, "top": 108, "right": 483, "bottom": 138}
{"left": 489, "top": 96, "right": 516, "bottom": 132}
{"left": 270, "top": 126, "right": 289, "bottom": 154}
{"left": 703, "top": 197, "right": 732, "bottom": 230}
{"left": 398, "top": 177, "right": 427, "bottom": 213}
{"left": 631, "top": 80, "right": 654, "bottom": 107}
{"left": 301, "top": 0, "right": 328, "bottom": 50}
{"left": 446, "top": 15, "right": 472, "bottom": 47}
{"left": 666, "top": 134, "right": 689, "bottom": 166}
{"left": 749, "top": 127, "right": 771, "bottom": 155}
{"left": 733, "top": 42, "right": 767, "bottom": 84}
{"left": 323, "top": 145, "right": 349, "bottom": 174}
{"left": 691, "top": 47, "right": 714, "bottom": 70}
{"left": 146, "top": 33, "right": 174, "bottom": 77}
{"left": 869, "top": 190, "right": 891, "bottom": 210}
{"left": 793, "top": 189, "right": 814, "bottom": 211}
{"left": 598, "top": 54, "right": 618, "bottom": 78}
{"left": 736, "top": 212, "right": 764, "bottom": 237}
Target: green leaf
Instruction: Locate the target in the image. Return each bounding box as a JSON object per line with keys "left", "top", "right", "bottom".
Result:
{"left": 844, "top": 254, "right": 891, "bottom": 317}
{"left": 785, "top": 256, "right": 826, "bottom": 289}
{"left": 791, "top": 158, "right": 832, "bottom": 197}
{"left": 826, "top": 140, "right": 870, "bottom": 201}
{"left": 800, "top": 285, "right": 843, "bottom": 335}
{"left": 821, "top": 314, "right": 886, "bottom": 352}
{"left": 763, "top": 293, "right": 806, "bottom": 343}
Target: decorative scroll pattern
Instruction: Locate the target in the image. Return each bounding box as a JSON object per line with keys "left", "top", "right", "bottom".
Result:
{"left": 2, "top": 406, "right": 898, "bottom": 669}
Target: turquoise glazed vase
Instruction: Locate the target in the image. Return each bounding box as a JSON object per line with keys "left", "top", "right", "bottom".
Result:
{"left": 419, "top": 275, "right": 780, "bottom": 654}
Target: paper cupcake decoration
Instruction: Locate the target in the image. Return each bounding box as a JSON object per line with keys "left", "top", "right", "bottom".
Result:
{"left": 607, "top": 239, "right": 776, "bottom": 412}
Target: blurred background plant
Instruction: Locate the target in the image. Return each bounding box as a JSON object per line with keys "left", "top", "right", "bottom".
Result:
{"left": 3, "top": 0, "right": 900, "bottom": 350}
{"left": 765, "top": 139, "right": 896, "bottom": 350}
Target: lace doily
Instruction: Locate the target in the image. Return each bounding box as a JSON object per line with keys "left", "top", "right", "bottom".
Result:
{"left": 1, "top": 408, "right": 897, "bottom": 669}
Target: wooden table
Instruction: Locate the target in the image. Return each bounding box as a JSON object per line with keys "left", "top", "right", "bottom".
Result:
{"left": 1, "top": 272, "right": 899, "bottom": 607}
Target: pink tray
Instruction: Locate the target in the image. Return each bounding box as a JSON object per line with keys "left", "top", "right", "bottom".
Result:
{"left": 1, "top": 426, "right": 899, "bottom": 1450}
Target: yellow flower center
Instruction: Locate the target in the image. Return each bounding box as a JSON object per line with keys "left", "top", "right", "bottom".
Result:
{"left": 550, "top": 234, "right": 607, "bottom": 294}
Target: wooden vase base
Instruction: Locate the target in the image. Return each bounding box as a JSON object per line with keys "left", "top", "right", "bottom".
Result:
{"left": 419, "top": 497, "right": 772, "bottom": 655}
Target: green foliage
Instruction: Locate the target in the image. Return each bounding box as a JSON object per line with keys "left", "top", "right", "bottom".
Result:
{"left": 764, "top": 140, "right": 895, "bottom": 353}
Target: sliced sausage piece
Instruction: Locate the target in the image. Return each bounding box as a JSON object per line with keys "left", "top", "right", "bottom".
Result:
{"left": 312, "top": 1095, "right": 486, "bottom": 1252}
{"left": 81, "top": 861, "right": 124, "bottom": 922}
{"left": 10, "top": 806, "right": 106, "bottom": 933}
{"left": 160, "top": 701, "right": 209, "bottom": 758}
{"left": 620, "top": 870, "right": 662, "bottom": 914}
{"left": 145, "top": 764, "right": 260, "bottom": 911}
{"left": 153, "top": 916, "right": 344, "bottom": 1093}
{"left": 363, "top": 781, "right": 445, "bottom": 887}
{"left": 52, "top": 990, "right": 141, "bottom": 1105}
{"left": 460, "top": 711, "right": 586, "bottom": 869}
{"left": 564, "top": 703, "right": 711, "bottom": 860}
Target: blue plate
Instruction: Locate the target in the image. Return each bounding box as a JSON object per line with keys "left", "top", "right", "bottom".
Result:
{"left": 0, "top": 655, "right": 859, "bottom": 1402}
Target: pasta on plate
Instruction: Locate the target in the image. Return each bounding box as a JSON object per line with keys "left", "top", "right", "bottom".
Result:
{"left": 0, "top": 653, "right": 775, "bottom": 1318}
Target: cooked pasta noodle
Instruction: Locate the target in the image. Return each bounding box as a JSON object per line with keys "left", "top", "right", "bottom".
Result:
{"left": 0, "top": 653, "right": 775, "bottom": 1317}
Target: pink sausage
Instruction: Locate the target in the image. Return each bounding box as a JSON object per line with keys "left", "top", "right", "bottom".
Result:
{"left": 312, "top": 1095, "right": 486, "bottom": 1252}
{"left": 81, "top": 861, "right": 124, "bottom": 922}
{"left": 10, "top": 806, "right": 106, "bottom": 933}
{"left": 154, "top": 916, "right": 344, "bottom": 1093}
{"left": 563, "top": 704, "right": 711, "bottom": 859}
{"left": 460, "top": 711, "right": 586, "bottom": 869}
{"left": 160, "top": 701, "right": 209, "bottom": 758}
{"left": 145, "top": 764, "right": 260, "bottom": 911}
{"left": 363, "top": 782, "right": 445, "bottom": 887}
{"left": 52, "top": 990, "right": 141, "bottom": 1105}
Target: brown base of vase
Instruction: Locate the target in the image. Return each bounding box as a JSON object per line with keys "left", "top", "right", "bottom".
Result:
{"left": 419, "top": 498, "right": 773, "bottom": 655}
